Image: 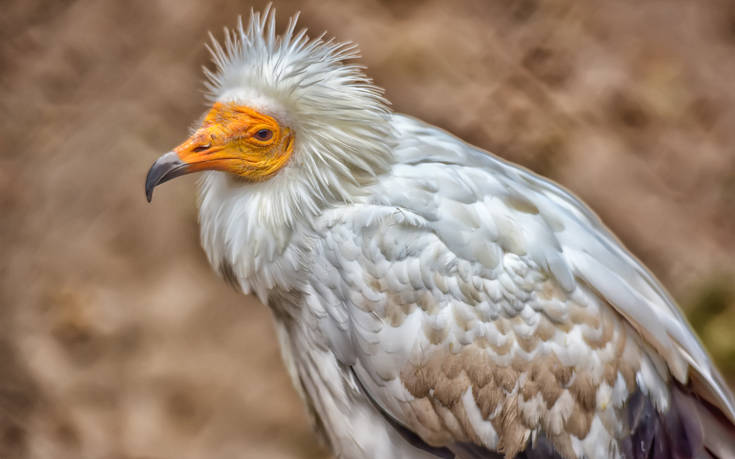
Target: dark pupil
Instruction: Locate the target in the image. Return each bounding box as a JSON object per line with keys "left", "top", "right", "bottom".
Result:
{"left": 255, "top": 129, "right": 273, "bottom": 140}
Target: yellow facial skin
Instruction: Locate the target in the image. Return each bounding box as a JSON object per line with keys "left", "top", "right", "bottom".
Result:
{"left": 174, "top": 102, "right": 294, "bottom": 181}
{"left": 145, "top": 102, "right": 295, "bottom": 202}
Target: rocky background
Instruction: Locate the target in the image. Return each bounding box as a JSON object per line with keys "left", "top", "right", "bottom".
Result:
{"left": 2, "top": 0, "right": 735, "bottom": 458}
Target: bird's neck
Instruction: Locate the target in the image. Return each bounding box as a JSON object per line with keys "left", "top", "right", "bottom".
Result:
{"left": 195, "top": 122, "right": 397, "bottom": 302}
{"left": 196, "top": 170, "right": 315, "bottom": 303}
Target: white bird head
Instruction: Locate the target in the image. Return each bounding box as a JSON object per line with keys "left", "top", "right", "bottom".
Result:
{"left": 146, "top": 6, "right": 393, "bottom": 227}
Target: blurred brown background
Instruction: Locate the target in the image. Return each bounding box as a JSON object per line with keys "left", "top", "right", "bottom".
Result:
{"left": 2, "top": 0, "right": 735, "bottom": 458}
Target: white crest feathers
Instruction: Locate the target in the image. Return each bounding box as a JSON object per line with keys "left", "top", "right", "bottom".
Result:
{"left": 200, "top": 5, "right": 394, "bottom": 228}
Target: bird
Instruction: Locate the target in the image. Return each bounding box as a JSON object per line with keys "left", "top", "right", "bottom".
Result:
{"left": 145, "top": 6, "right": 735, "bottom": 459}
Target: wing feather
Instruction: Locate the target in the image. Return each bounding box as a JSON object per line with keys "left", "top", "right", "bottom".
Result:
{"left": 391, "top": 114, "right": 735, "bottom": 421}
{"left": 308, "top": 114, "right": 735, "bottom": 457}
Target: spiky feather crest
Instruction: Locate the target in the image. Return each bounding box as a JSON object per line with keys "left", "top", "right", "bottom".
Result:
{"left": 200, "top": 6, "right": 393, "bottom": 223}
{"left": 196, "top": 7, "right": 395, "bottom": 292}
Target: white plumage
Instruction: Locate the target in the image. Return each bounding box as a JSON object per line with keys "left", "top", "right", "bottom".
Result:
{"left": 146, "top": 7, "right": 735, "bottom": 458}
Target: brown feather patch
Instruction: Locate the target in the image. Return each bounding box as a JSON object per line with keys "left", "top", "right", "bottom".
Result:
{"left": 393, "top": 293, "right": 650, "bottom": 457}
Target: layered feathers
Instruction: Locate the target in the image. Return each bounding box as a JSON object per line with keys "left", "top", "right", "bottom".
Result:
{"left": 192, "top": 7, "right": 735, "bottom": 458}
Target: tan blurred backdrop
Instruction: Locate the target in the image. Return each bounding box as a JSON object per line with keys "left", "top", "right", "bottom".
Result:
{"left": 2, "top": 0, "right": 735, "bottom": 458}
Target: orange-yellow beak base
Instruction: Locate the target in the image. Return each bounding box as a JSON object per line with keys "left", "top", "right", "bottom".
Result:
{"left": 145, "top": 103, "right": 294, "bottom": 202}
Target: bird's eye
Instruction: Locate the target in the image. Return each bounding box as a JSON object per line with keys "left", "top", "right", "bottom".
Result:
{"left": 254, "top": 129, "right": 273, "bottom": 141}
{"left": 193, "top": 144, "right": 211, "bottom": 152}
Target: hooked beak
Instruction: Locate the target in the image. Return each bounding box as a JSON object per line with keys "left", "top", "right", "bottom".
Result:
{"left": 144, "top": 151, "right": 189, "bottom": 202}
{"left": 145, "top": 102, "right": 294, "bottom": 203}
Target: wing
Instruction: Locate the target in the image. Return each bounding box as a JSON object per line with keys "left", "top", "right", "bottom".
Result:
{"left": 307, "top": 114, "right": 735, "bottom": 458}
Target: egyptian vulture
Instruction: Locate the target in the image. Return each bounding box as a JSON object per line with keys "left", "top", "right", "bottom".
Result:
{"left": 145, "top": 7, "right": 735, "bottom": 459}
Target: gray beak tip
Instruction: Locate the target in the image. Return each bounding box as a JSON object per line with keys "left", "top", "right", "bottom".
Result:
{"left": 144, "top": 151, "right": 187, "bottom": 203}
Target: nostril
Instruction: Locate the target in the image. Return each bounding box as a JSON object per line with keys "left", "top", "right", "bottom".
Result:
{"left": 193, "top": 144, "right": 211, "bottom": 153}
